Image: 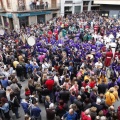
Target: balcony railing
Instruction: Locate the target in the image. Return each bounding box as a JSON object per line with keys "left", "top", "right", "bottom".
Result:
{"left": 17, "top": 4, "right": 60, "bottom": 12}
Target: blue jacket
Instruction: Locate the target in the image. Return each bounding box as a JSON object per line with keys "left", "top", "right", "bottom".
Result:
{"left": 63, "top": 111, "right": 78, "bottom": 120}
{"left": 21, "top": 100, "right": 29, "bottom": 114}
{"left": 31, "top": 106, "right": 41, "bottom": 117}
{"left": 25, "top": 64, "right": 33, "bottom": 72}
{"left": 1, "top": 79, "right": 8, "bottom": 88}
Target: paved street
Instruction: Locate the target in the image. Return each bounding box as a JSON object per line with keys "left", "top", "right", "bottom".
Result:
{"left": 17, "top": 80, "right": 47, "bottom": 120}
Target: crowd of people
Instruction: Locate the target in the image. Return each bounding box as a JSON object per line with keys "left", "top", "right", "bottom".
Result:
{"left": 0, "top": 11, "right": 120, "bottom": 120}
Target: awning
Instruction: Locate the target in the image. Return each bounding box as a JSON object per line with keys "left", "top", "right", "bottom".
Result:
{"left": 17, "top": 11, "right": 51, "bottom": 17}
{"left": 0, "top": 13, "right": 12, "bottom": 18}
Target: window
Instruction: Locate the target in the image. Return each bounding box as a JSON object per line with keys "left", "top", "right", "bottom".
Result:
{"left": 74, "top": 6, "right": 81, "bottom": 13}
{"left": 6, "top": 0, "right": 11, "bottom": 8}
{"left": 19, "top": 17, "right": 28, "bottom": 28}
{"left": 83, "top": 1, "right": 89, "bottom": 5}
{"left": 37, "top": 15, "right": 45, "bottom": 24}
{"left": 18, "top": 0, "right": 25, "bottom": 10}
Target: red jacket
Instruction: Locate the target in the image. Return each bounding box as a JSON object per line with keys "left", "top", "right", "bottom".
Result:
{"left": 81, "top": 112, "right": 91, "bottom": 120}
{"left": 25, "top": 90, "right": 31, "bottom": 96}
{"left": 45, "top": 79, "right": 54, "bottom": 91}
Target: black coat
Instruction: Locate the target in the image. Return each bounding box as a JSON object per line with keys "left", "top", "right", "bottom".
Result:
{"left": 59, "top": 90, "right": 70, "bottom": 103}
{"left": 98, "top": 83, "right": 108, "bottom": 94}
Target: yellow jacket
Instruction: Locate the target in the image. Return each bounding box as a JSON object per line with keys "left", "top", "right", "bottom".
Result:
{"left": 110, "top": 87, "right": 119, "bottom": 101}
{"left": 98, "top": 76, "right": 108, "bottom": 84}
{"left": 105, "top": 91, "right": 116, "bottom": 106}
{"left": 84, "top": 75, "right": 90, "bottom": 81}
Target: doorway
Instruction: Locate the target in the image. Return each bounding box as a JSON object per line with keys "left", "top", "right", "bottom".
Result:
{"left": 19, "top": 17, "right": 28, "bottom": 28}
{"left": 9, "top": 18, "right": 14, "bottom": 30}
{"left": 37, "top": 15, "right": 45, "bottom": 23}
{"left": 52, "top": 13, "right": 57, "bottom": 18}
{"left": 51, "top": 0, "right": 56, "bottom": 8}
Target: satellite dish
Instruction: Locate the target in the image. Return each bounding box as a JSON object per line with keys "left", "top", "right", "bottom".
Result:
{"left": 27, "top": 36, "right": 36, "bottom": 46}
{"left": 0, "top": 29, "right": 4, "bottom": 35}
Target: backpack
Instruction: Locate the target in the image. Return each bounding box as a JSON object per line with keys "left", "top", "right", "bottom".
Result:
{"left": 117, "top": 106, "right": 120, "bottom": 120}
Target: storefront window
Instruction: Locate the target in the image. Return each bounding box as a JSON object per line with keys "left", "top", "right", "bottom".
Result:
{"left": 37, "top": 15, "right": 45, "bottom": 24}
{"left": 74, "top": 6, "right": 81, "bottom": 13}
{"left": 18, "top": 0, "right": 25, "bottom": 10}
{"left": 19, "top": 17, "right": 28, "bottom": 28}
{"left": 3, "top": 17, "right": 8, "bottom": 27}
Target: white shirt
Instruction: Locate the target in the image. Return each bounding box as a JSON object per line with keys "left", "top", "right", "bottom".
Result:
{"left": 95, "top": 62, "right": 103, "bottom": 69}
{"left": 42, "top": 62, "right": 50, "bottom": 71}
{"left": 36, "top": 1, "right": 40, "bottom": 5}
{"left": 54, "top": 75, "right": 59, "bottom": 86}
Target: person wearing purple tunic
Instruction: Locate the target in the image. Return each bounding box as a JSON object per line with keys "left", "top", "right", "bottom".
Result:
{"left": 108, "top": 78, "right": 117, "bottom": 89}
{"left": 94, "top": 51, "right": 102, "bottom": 62}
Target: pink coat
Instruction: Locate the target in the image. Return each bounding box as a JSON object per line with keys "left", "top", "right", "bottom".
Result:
{"left": 38, "top": 55, "right": 45, "bottom": 62}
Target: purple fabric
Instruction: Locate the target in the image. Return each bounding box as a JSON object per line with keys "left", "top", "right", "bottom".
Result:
{"left": 108, "top": 81, "right": 117, "bottom": 89}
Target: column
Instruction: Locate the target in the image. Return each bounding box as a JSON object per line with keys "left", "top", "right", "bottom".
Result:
{"left": 60, "top": 0, "right": 65, "bottom": 16}
{"left": 88, "top": 0, "right": 92, "bottom": 11}
{"left": 72, "top": 4, "right": 75, "bottom": 14}
{"left": 12, "top": 14, "right": 20, "bottom": 32}
{"left": 1, "top": 16, "right": 4, "bottom": 28}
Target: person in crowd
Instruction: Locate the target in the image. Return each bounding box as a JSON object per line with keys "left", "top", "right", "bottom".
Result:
{"left": 46, "top": 103, "right": 56, "bottom": 120}
{"left": 30, "top": 100, "right": 41, "bottom": 120}
{"left": 98, "top": 80, "right": 108, "bottom": 94}
{"left": 44, "top": 96, "right": 51, "bottom": 109}
{"left": 62, "top": 108, "right": 78, "bottom": 120}
{"left": 10, "top": 92, "right": 20, "bottom": 119}
{"left": 21, "top": 96, "right": 30, "bottom": 115}
{"left": 0, "top": 97, "right": 10, "bottom": 120}
{"left": 105, "top": 88, "right": 116, "bottom": 106}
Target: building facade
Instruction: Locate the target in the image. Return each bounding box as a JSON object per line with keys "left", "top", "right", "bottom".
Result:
{"left": 0, "top": 0, "right": 60, "bottom": 30}
{"left": 94, "top": 0, "right": 120, "bottom": 18}
{"left": 61, "top": 0, "right": 100, "bottom": 17}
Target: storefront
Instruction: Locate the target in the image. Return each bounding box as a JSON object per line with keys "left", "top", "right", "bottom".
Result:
{"left": 0, "top": 13, "right": 13, "bottom": 28}
{"left": 17, "top": 11, "right": 51, "bottom": 27}
{"left": 37, "top": 15, "right": 45, "bottom": 23}
{"left": 100, "top": 5, "right": 120, "bottom": 18}
{"left": 19, "top": 17, "right": 29, "bottom": 27}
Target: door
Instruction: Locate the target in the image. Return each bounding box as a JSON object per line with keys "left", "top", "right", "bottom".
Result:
{"left": 52, "top": 13, "right": 57, "bottom": 18}
{"left": 19, "top": 17, "right": 28, "bottom": 28}
{"left": 51, "top": 0, "right": 56, "bottom": 8}
{"left": 9, "top": 18, "right": 14, "bottom": 30}
{"left": 37, "top": 15, "right": 45, "bottom": 24}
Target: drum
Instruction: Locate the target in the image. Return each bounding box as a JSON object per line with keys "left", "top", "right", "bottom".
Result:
{"left": 0, "top": 29, "right": 4, "bottom": 35}
{"left": 27, "top": 36, "right": 36, "bottom": 46}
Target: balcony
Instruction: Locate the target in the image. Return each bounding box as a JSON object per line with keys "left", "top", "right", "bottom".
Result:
{"left": 16, "top": 4, "right": 60, "bottom": 13}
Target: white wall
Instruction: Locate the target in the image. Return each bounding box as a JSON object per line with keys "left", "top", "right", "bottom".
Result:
{"left": 61, "top": 0, "right": 83, "bottom": 16}
{"left": 94, "top": 0, "right": 120, "bottom": 5}
{"left": 29, "top": 16, "right": 37, "bottom": 25}
{"left": 45, "top": 14, "right": 52, "bottom": 22}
